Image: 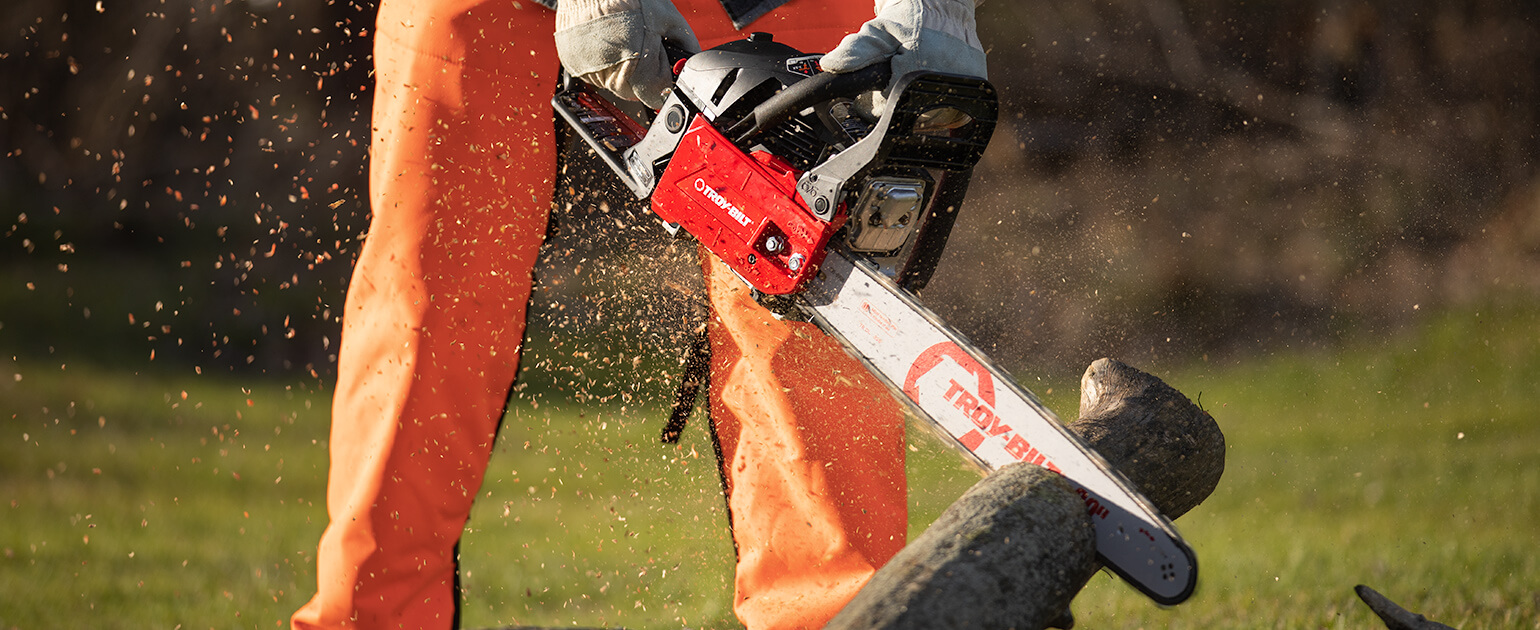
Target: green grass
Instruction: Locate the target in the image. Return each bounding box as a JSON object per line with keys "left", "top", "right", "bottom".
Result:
{"left": 0, "top": 363, "right": 331, "bottom": 629}
{"left": 458, "top": 364, "right": 987, "bottom": 628}
{"left": 1071, "top": 304, "right": 1540, "bottom": 629}
{"left": 4, "top": 304, "right": 1540, "bottom": 628}
{"left": 456, "top": 400, "right": 741, "bottom": 628}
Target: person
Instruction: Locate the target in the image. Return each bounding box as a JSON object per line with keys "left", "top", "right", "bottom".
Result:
{"left": 290, "top": 1, "right": 985, "bottom": 628}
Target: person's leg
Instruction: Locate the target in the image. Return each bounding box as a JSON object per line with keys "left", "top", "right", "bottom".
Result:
{"left": 291, "top": 1, "right": 559, "bottom": 627}
{"left": 682, "top": 6, "right": 909, "bottom": 628}
{"left": 704, "top": 256, "right": 907, "bottom": 630}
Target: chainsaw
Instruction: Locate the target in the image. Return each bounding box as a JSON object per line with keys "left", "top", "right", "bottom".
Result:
{"left": 552, "top": 32, "right": 1197, "bottom": 606}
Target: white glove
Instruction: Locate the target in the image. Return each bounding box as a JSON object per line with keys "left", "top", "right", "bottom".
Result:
{"left": 554, "top": 0, "right": 701, "bottom": 109}
{"left": 821, "top": 0, "right": 987, "bottom": 89}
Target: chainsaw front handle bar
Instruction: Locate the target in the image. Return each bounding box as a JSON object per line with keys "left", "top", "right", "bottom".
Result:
{"left": 726, "top": 61, "right": 892, "bottom": 144}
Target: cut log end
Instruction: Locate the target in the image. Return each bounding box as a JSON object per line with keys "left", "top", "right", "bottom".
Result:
{"left": 1072, "top": 358, "right": 1226, "bottom": 519}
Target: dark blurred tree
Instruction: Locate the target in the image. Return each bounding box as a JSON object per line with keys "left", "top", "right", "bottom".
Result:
{"left": 2, "top": 0, "right": 376, "bottom": 376}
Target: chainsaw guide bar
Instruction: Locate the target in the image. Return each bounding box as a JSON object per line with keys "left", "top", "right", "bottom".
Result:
{"left": 803, "top": 250, "right": 1197, "bottom": 605}
{"left": 552, "top": 32, "right": 1197, "bottom": 605}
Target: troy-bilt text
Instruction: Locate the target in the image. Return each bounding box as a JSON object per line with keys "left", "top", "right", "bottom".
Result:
{"left": 694, "top": 178, "right": 753, "bottom": 227}
{"left": 942, "top": 378, "right": 1062, "bottom": 475}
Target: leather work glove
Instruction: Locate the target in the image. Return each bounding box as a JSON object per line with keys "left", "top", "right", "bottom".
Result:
{"left": 821, "top": 0, "right": 987, "bottom": 94}
{"left": 554, "top": 0, "right": 701, "bottom": 109}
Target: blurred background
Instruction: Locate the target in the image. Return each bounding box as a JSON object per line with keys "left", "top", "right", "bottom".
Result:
{"left": 2, "top": 0, "right": 1536, "bottom": 377}
{"left": 954, "top": 0, "right": 1540, "bottom": 369}
{"left": 2, "top": 0, "right": 372, "bottom": 376}
{"left": 3, "top": 0, "right": 1538, "bottom": 628}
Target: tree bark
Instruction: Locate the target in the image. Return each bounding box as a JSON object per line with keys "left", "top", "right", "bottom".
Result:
{"left": 824, "top": 463, "right": 1098, "bottom": 630}
{"left": 826, "top": 358, "right": 1226, "bottom": 630}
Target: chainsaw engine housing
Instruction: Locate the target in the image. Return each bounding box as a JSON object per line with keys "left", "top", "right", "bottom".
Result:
{"left": 553, "top": 33, "right": 998, "bottom": 295}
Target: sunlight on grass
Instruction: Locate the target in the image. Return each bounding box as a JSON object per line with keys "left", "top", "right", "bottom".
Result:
{"left": 0, "top": 363, "right": 331, "bottom": 629}
{"left": 1070, "top": 304, "right": 1540, "bottom": 629}
{"left": 458, "top": 402, "right": 741, "bottom": 629}
{"left": 3, "top": 304, "right": 1538, "bottom": 628}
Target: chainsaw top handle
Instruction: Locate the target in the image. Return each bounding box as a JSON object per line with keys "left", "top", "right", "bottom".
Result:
{"left": 725, "top": 62, "right": 892, "bottom": 144}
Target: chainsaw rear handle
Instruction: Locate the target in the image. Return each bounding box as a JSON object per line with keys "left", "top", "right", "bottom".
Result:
{"left": 727, "top": 61, "right": 892, "bottom": 144}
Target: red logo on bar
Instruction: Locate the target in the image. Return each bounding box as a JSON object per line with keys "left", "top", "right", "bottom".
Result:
{"left": 903, "top": 342, "right": 1060, "bottom": 473}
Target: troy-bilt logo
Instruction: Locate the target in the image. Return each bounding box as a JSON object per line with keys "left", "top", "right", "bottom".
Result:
{"left": 903, "top": 342, "right": 1063, "bottom": 476}
{"left": 694, "top": 178, "right": 752, "bottom": 227}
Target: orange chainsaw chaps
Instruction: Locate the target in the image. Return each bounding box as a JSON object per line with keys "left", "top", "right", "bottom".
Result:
{"left": 691, "top": 5, "right": 912, "bottom": 628}
{"left": 704, "top": 254, "right": 907, "bottom": 630}
{"left": 291, "top": 2, "right": 560, "bottom": 628}
{"left": 294, "top": 1, "right": 901, "bottom": 629}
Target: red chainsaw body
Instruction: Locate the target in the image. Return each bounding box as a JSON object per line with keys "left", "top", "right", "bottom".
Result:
{"left": 651, "top": 115, "right": 845, "bottom": 295}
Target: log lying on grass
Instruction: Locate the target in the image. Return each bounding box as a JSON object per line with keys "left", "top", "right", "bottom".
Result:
{"left": 823, "top": 462, "right": 1097, "bottom": 630}
{"left": 826, "top": 358, "right": 1226, "bottom": 630}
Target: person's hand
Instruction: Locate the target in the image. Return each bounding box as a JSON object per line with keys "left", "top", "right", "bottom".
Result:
{"left": 554, "top": 0, "right": 701, "bottom": 109}
{"left": 821, "top": 0, "right": 987, "bottom": 91}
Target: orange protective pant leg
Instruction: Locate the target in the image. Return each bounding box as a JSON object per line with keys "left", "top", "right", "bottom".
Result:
{"left": 704, "top": 256, "right": 906, "bottom": 630}
{"left": 681, "top": 5, "right": 909, "bottom": 628}
{"left": 291, "top": 1, "right": 558, "bottom": 628}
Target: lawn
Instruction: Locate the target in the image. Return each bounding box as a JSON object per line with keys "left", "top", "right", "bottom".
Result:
{"left": 1071, "top": 304, "right": 1540, "bottom": 629}
{"left": 2, "top": 303, "right": 1538, "bottom": 628}
{"left": 0, "top": 363, "right": 331, "bottom": 628}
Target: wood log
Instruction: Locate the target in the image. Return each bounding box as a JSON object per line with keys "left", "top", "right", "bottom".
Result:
{"left": 826, "top": 358, "right": 1226, "bottom": 630}
{"left": 824, "top": 463, "right": 1098, "bottom": 630}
